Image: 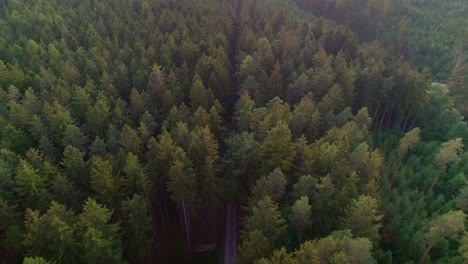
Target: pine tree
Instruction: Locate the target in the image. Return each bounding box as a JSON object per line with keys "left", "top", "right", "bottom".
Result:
{"left": 243, "top": 196, "right": 287, "bottom": 245}
{"left": 14, "top": 160, "right": 49, "bottom": 210}
{"left": 60, "top": 145, "right": 89, "bottom": 190}
{"left": 86, "top": 93, "right": 110, "bottom": 137}
{"left": 234, "top": 91, "right": 255, "bottom": 132}
{"left": 224, "top": 132, "right": 259, "bottom": 198}
{"left": 258, "top": 122, "right": 296, "bottom": 175}
{"left": 267, "top": 168, "right": 287, "bottom": 202}
{"left": 238, "top": 230, "right": 272, "bottom": 264}
{"left": 341, "top": 195, "right": 382, "bottom": 243}
{"left": 419, "top": 211, "right": 466, "bottom": 264}
{"left": 289, "top": 196, "right": 312, "bottom": 243}
{"left": 429, "top": 138, "right": 464, "bottom": 193}
{"left": 120, "top": 194, "right": 153, "bottom": 262}
{"left": 89, "top": 156, "right": 119, "bottom": 207}
{"left": 189, "top": 74, "right": 214, "bottom": 111}
{"left": 77, "top": 198, "right": 123, "bottom": 264}
{"left": 119, "top": 124, "right": 143, "bottom": 156}
{"left": 166, "top": 148, "right": 197, "bottom": 255}
{"left": 23, "top": 202, "right": 76, "bottom": 263}
{"left": 391, "top": 127, "right": 420, "bottom": 187}
{"left": 122, "top": 152, "right": 151, "bottom": 197}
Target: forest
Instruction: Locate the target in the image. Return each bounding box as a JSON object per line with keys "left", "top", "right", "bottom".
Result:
{"left": 0, "top": 0, "right": 466, "bottom": 263}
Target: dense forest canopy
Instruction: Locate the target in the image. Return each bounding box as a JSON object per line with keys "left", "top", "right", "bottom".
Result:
{"left": 294, "top": 0, "right": 468, "bottom": 81}
{"left": 0, "top": 0, "right": 466, "bottom": 263}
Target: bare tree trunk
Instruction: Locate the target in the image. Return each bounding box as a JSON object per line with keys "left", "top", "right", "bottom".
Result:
{"left": 402, "top": 104, "right": 413, "bottom": 131}
{"left": 379, "top": 111, "right": 387, "bottom": 129}
{"left": 409, "top": 117, "right": 417, "bottom": 131}
{"left": 419, "top": 243, "right": 434, "bottom": 264}
{"left": 385, "top": 108, "right": 394, "bottom": 128}
{"left": 178, "top": 203, "right": 184, "bottom": 235}
{"left": 182, "top": 199, "right": 192, "bottom": 258}
{"left": 428, "top": 168, "right": 444, "bottom": 194}
{"left": 372, "top": 94, "right": 383, "bottom": 125}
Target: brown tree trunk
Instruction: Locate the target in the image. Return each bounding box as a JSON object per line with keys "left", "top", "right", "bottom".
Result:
{"left": 419, "top": 243, "right": 434, "bottom": 264}
{"left": 428, "top": 168, "right": 444, "bottom": 194}
{"left": 402, "top": 104, "right": 412, "bottom": 131}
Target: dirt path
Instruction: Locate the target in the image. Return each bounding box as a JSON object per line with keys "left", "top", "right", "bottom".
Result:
{"left": 223, "top": 203, "right": 237, "bottom": 264}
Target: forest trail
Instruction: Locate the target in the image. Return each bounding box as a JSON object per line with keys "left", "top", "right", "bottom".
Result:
{"left": 223, "top": 203, "right": 237, "bottom": 264}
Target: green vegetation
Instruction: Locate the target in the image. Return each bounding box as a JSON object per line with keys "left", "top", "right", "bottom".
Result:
{"left": 0, "top": 0, "right": 466, "bottom": 263}
{"left": 294, "top": 0, "right": 468, "bottom": 80}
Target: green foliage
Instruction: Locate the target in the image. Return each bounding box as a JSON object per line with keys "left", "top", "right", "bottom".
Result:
{"left": 425, "top": 211, "right": 466, "bottom": 244}
{"left": 120, "top": 194, "right": 152, "bottom": 261}
{"left": 77, "top": 198, "right": 123, "bottom": 264}
{"left": 23, "top": 202, "right": 76, "bottom": 263}
{"left": 258, "top": 122, "right": 296, "bottom": 175}
{"left": 260, "top": 230, "right": 375, "bottom": 264}
{"left": 166, "top": 149, "right": 197, "bottom": 207}
{"left": 340, "top": 195, "right": 382, "bottom": 242}
{"left": 0, "top": 0, "right": 465, "bottom": 262}
{"left": 14, "top": 159, "right": 50, "bottom": 210}
{"left": 243, "top": 196, "right": 287, "bottom": 245}
{"left": 23, "top": 257, "right": 54, "bottom": 264}
{"left": 237, "top": 230, "right": 272, "bottom": 264}
{"left": 399, "top": 127, "right": 421, "bottom": 156}
{"left": 289, "top": 196, "right": 312, "bottom": 242}
{"left": 90, "top": 156, "right": 119, "bottom": 207}
{"left": 434, "top": 138, "right": 464, "bottom": 169}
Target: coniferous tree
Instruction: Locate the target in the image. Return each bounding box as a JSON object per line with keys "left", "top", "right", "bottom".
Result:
{"left": 419, "top": 211, "right": 466, "bottom": 264}
{"left": 340, "top": 195, "right": 382, "bottom": 243}
{"left": 429, "top": 138, "right": 464, "bottom": 193}
{"left": 258, "top": 122, "right": 296, "bottom": 175}
{"left": 391, "top": 127, "right": 421, "bottom": 186}
{"left": 89, "top": 156, "right": 119, "bottom": 207}
{"left": 121, "top": 194, "right": 153, "bottom": 262}
{"left": 23, "top": 202, "right": 76, "bottom": 263}
{"left": 289, "top": 196, "right": 312, "bottom": 243}
{"left": 77, "top": 198, "right": 123, "bottom": 264}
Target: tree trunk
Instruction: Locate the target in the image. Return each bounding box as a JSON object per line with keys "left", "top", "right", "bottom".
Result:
{"left": 402, "top": 104, "right": 413, "bottom": 132}
{"left": 182, "top": 199, "right": 192, "bottom": 258}
{"left": 390, "top": 154, "right": 405, "bottom": 187}
{"left": 162, "top": 190, "right": 171, "bottom": 230}
{"left": 385, "top": 109, "right": 394, "bottom": 128}
{"left": 372, "top": 94, "right": 383, "bottom": 125}
{"left": 154, "top": 189, "right": 167, "bottom": 232}
{"left": 210, "top": 209, "right": 216, "bottom": 243}
{"left": 428, "top": 168, "right": 444, "bottom": 194}
{"left": 379, "top": 111, "right": 386, "bottom": 129}
{"left": 419, "top": 243, "right": 434, "bottom": 264}
{"left": 149, "top": 204, "right": 161, "bottom": 262}
{"left": 409, "top": 117, "right": 416, "bottom": 131}
{"left": 178, "top": 203, "right": 184, "bottom": 235}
